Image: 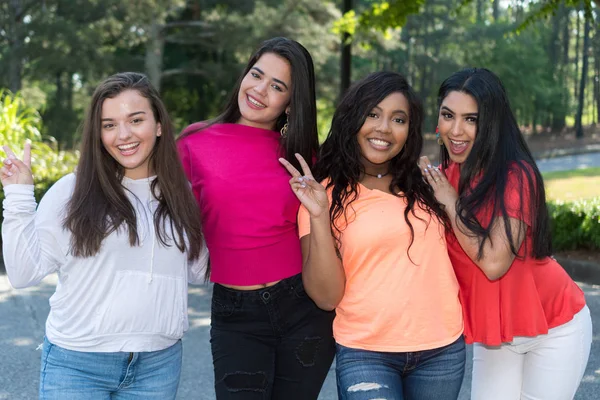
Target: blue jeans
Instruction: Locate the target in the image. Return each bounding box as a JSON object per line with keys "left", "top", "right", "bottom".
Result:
{"left": 336, "top": 336, "right": 466, "bottom": 400}
{"left": 39, "top": 337, "right": 182, "bottom": 400}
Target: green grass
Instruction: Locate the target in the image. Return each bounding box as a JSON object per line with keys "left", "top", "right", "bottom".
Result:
{"left": 543, "top": 167, "right": 600, "bottom": 202}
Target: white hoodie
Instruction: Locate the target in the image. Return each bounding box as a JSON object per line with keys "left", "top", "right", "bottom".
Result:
{"left": 2, "top": 173, "right": 209, "bottom": 352}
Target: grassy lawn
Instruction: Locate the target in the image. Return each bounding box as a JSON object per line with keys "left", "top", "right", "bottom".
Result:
{"left": 543, "top": 167, "right": 600, "bottom": 202}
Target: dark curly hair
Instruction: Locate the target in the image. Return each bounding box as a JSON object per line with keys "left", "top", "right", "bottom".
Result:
{"left": 315, "top": 71, "right": 447, "bottom": 258}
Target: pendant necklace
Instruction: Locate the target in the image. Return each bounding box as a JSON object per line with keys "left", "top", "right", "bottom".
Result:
{"left": 363, "top": 171, "right": 390, "bottom": 179}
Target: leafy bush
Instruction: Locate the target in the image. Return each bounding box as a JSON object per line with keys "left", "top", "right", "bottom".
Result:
{"left": 548, "top": 198, "right": 600, "bottom": 251}
{"left": 0, "top": 90, "right": 79, "bottom": 207}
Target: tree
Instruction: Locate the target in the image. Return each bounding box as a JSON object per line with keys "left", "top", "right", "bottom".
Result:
{"left": 575, "top": 13, "right": 592, "bottom": 138}
{"left": 0, "top": 0, "right": 45, "bottom": 92}
{"left": 340, "top": 0, "right": 353, "bottom": 98}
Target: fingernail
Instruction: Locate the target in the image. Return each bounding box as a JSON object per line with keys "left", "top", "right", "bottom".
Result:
{"left": 298, "top": 177, "right": 304, "bottom": 182}
{"left": 7, "top": 171, "right": 12, "bottom": 176}
{"left": 301, "top": 184, "right": 306, "bottom": 188}
{"left": 8, "top": 155, "right": 15, "bottom": 160}
{"left": 5, "top": 159, "right": 11, "bottom": 165}
{"left": 427, "top": 164, "right": 432, "bottom": 168}
{"left": 424, "top": 168, "right": 428, "bottom": 173}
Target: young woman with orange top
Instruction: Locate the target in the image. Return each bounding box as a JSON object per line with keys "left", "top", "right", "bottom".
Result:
{"left": 281, "top": 71, "right": 465, "bottom": 400}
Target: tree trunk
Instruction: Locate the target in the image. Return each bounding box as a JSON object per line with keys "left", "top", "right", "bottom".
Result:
{"left": 548, "top": 6, "right": 561, "bottom": 67}
{"left": 492, "top": 0, "right": 499, "bottom": 21}
{"left": 553, "top": 4, "right": 569, "bottom": 131}
{"left": 476, "top": 0, "right": 483, "bottom": 23}
{"left": 145, "top": 23, "right": 165, "bottom": 92}
{"left": 595, "top": 21, "right": 600, "bottom": 125}
{"left": 339, "top": 0, "right": 353, "bottom": 100}
{"left": 7, "top": 0, "right": 24, "bottom": 93}
{"left": 575, "top": 17, "right": 591, "bottom": 139}
{"left": 594, "top": 47, "right": 600, "bottom": 123}
{"left": 402, "top": 20, "right": 412, "bottom": 83}
{"left": 65, "top": 72, "right": 74, "bottom": 148}
{"left": 574, "top": 9, "right": 581, "bottom": 99}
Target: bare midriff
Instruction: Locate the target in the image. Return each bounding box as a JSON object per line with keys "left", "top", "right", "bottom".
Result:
{"left": 220, "top": 280, "right": 282, "bottom": 290}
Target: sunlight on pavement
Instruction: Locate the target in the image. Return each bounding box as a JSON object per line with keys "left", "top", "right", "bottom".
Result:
{"left": 9, "top": 338, "right": 35, "bottom": 347}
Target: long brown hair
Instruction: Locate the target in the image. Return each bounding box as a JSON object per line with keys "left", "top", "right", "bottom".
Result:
{"left": 64, "top": 72, "right": 204, "bottom": 263}
{"left": 179, "top": 37, "right": 319, "bottom": 171}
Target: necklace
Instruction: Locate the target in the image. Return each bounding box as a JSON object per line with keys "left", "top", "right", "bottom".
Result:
{"left": 363, "top": 171, "right": 390, "bottom": 179}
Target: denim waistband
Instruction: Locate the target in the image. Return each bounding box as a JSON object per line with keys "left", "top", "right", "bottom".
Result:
{"left": 213, "top": 273, "right": 302, "bottom": 303}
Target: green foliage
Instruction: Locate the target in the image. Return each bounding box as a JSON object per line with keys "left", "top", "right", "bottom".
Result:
{"left": 0, "top": 90, "right": 79, "bottom": 201}
{"left": 514, "top": 0, "right": 596, "bottom": 32}
{"left": 333, "top": 0, "right": 425, "bottom": 36}
{"left": 548, "top": 198, "right": 600, "bottom": 251}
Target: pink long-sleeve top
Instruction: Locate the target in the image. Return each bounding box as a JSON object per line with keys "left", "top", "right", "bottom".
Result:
{"left": 177, "top": 122, "right": 302, "bottom": 285}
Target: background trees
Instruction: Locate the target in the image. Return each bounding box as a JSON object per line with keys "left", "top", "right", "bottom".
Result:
{"left": 0, "top": 0, "right": 597, "bottom": 145}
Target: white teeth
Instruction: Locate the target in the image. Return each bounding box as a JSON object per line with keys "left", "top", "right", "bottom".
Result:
{"left": 369, "top": 138, "right": 391, "bottom": 146}
{"left": 118, "top": 142, "right": 139, "bottom": 150}
{"left": 248, "top": 96, "right": 266, "bottom": 108}
{"left": 450, "top": 139, "right": 467, "bottom": 146}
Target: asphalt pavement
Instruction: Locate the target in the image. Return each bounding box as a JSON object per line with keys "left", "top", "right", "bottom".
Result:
{"left": 1, "top": 274, "right": 599, "bottom": 400}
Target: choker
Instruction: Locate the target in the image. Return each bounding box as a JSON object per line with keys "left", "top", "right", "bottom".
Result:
{"left": 363, "top": 171, "right": 390, "bottom": 179}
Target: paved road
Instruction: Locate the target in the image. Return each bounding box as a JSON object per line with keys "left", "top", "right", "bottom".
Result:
{"left": 1, "top": 274, "right": 599, "bottom": 399}
{"left": 536, "top": 151, "right": 600, "bottom": 173}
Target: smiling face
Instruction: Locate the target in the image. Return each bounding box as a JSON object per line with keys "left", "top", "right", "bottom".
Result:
{"left": 357, "top": 92, "right": 410, "bottom": 173}
{"left": 438, "top": 91, "right": 478, "bottom": 164}
{"left": 237, "top": 52, "right": 292, "bottom": 130}
{"left": 100, "top": 89, "right": 161, "bottom": 180}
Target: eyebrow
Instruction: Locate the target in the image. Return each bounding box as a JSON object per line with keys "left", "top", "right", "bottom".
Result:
{"left": 101, "top": 111, "right": 146, "bottom": 122}
{"left": 373, "top": 105, "right": 408, "bottom": 117}
{"left": 441, "top": 106, "right": 478, "bottom": 117}
{"left": 252, "top": 67, "right": 289, "bottom": 90}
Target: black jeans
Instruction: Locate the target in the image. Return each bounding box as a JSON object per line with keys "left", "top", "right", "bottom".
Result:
{"left": 210, "top": 273, "right": 336, "bottom": 399}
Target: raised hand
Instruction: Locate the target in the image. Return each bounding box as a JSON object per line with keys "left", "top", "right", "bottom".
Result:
{"left": 1, "top": 143, "right": 34, "bottom": 187}
{"left": 418, "top": 155, "right": 458, "bottom": 210}
{"left": 279, "top": 153, "right": 329, "bottom": 218}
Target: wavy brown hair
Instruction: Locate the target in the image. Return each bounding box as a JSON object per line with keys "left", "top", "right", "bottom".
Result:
{"left": 64, "top": 72, "right": 204, "bottom": 265}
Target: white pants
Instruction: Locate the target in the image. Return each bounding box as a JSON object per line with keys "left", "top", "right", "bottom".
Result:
{"left": 471, "top": 305, "right": 592, "bottom": 400}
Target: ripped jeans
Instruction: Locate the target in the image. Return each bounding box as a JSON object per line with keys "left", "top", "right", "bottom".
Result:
{"left": 210, "top": 273, "right": 336, "bottom": 399}
{"left": 335, "top": 336, "right": 465, "bottom": 400}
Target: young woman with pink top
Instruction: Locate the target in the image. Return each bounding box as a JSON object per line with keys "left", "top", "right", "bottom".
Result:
{"left": 177, "top": 37, "right": 335, "bottom": 399}
{"left": 280, "top": 71, "right": 465, "bottom": 400}
{"left": 420, "top": 68, "right": 591, "bottom": 400}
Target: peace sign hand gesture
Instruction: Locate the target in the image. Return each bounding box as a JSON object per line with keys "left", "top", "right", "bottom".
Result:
{"left": 1, "top": 143, "right": 34, "bottom": 187}
{"left": 279, "top": 153, "right": 329, "bottom": 219}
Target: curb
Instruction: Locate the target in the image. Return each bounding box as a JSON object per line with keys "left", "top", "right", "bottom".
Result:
{"left": 534, "top": 144, "right": 600, "bottom": 160}
{"left": 556, "top": 256, "right": 600, "bottom": 286}
{"left": 422, "top": 145, "right": 600, "bottom": 164}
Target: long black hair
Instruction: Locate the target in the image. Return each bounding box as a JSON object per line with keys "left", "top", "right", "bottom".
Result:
{"left": 315, "top": 71, "right": 447, "bottom": 255}
{"left": 438, "top": 68, "right": 552, "bottom": 259}
{"left": 180, "top": 37, "right": 318, "bottom": 171}
{"left": 64, "top": 72, "right": 205, "bottom": 263}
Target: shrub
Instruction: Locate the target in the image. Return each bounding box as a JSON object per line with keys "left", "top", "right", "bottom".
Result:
{"left": 0, "top": 90, "right": 79, "bottom": 213}
{"left": 548, "top": 198, "right": 600, "bottom": 251}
